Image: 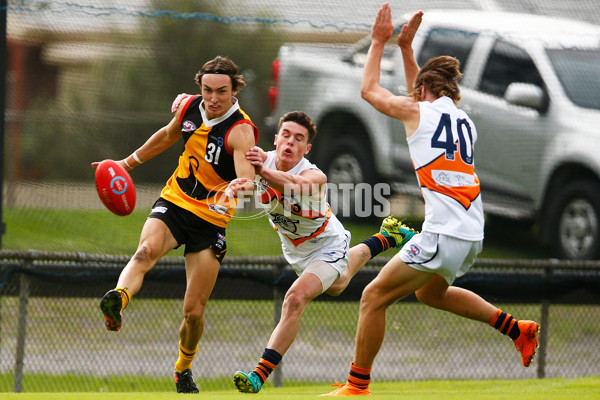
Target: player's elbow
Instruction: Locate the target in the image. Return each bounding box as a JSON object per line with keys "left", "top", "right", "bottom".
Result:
{"left": 360, "top": 87, "right": 378, "bottom": 108}
{"left": 360, "top": 86, "right": 371, "bottom": 101}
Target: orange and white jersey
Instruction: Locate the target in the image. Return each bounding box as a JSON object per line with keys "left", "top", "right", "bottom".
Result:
{"left": 257, "top": 151, "right": 350, "bottom": 274}
{"left": 408, "top": 96, "right": 484, "bottom": 241}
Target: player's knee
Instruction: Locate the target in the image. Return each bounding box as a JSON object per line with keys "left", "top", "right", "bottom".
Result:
{"left": 326, "top": 285, "right": 343, "bottom": 297}
{"left": 282, "top": 289, "right": 309, "bottom": 316}
{"left": 415, "top": 290, "right": 432, "bottom": 306}
{"left": 415, "top": 288, "right": 441, "bottom": 308}
{"left": 359, "top": 285, "right": 383, "bottom": 312}
{"left": 133, "top": 244, "right": 160, "bottom": 265}
{"left": 183, "top": 308, "right": 205, "bottom": 329}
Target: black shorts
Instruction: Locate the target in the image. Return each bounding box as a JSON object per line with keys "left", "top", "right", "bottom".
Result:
{"left": 149, "top": 198, "right": 227, "bottom": 262}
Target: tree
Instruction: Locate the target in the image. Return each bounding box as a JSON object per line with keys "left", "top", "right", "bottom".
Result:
{"left": 20, "top": 0, "right": 286, "bottom": 182}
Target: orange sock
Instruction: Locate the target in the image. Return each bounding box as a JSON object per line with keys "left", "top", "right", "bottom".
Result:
{"left": 347, "top": 362, "right": 371, "bottom": 390}
{"left": 489, "top": 309, "right": 520, "bottom": 340}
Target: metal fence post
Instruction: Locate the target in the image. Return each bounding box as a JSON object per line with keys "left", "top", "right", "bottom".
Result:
{"left": 14, "top": 265, "right": 31, "bottom": 392}
{"left": 537, "top": 263, "right": 553, "bottom": 379}
{"left": 271, "top": 261, "right": 286, "bottom": 388}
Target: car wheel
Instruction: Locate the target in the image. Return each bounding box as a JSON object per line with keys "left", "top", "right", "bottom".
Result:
{"left": 318, "top": 140, "right": 386, "bottom": 220}
{"left": 547, "top": 180, "right": 600, "bottom": 260}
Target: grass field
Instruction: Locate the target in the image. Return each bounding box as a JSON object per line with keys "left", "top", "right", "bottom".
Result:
{"left": 3, "top": 207, "right": 584, "bottom": 398}
{"left": 2, "top": 207, "right": 547, "bottom": 259}
{"left": 1, "top": 377, "right": 599, "bottom": 399}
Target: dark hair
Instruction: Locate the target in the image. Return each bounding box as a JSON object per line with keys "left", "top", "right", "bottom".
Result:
{"left": 411, "top": 56, "right": 462, "bottom": 104}
{"left": 278, "top": 111, "right": 317, "bottom": 143}
{"left": 195, "top": 56, "right": 246, "bottom": 92}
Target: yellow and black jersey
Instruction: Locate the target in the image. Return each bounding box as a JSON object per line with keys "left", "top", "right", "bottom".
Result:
{"left": 160, "top": 95, "right": 259, "bottom": 227}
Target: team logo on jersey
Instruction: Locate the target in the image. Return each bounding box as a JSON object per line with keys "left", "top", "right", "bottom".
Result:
{"left": 271, "top": 212, "right": 300, "bottom": 233}
{"left": 209, "top": 203, "right": 229, "bottom": 215}
{"left": 182, "top": 120, "right": 197, "bottom": 132}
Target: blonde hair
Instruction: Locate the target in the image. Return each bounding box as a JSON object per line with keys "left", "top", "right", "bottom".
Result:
{"left": 411, "top": 56, "right": 462, "bottom": 104}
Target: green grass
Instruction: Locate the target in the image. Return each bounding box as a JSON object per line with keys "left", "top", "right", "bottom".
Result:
{"left": 2, "top": 207, "right": 547, "bottom": 259}
{"left": 0, "top": 372, "right": 230, "bottom": 393}
{"left": 0, "top": 377, "right": 598, "bottom": 399}
{"left": 2, "top": 208, "right": 383, "bottom": 256}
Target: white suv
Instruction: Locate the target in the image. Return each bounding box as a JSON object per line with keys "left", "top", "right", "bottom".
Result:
{"left": 269, "top": 9, "right": 600, "bottom": 259}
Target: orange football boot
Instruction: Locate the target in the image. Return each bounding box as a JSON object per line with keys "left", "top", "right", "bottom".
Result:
{"left": 514, "top": 320, "right": 540, "bottom": 367}
{"left": 320, "top": 382, "right": 372, "bottom": 396}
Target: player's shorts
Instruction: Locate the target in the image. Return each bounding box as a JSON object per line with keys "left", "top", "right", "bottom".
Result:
{"left": 398, "top": 231, "right": 482, "bottom": 284}
{"left": 149, "top": 197, "right": 227, "bottom": 261}
{"left": 283, "top": 230, "right": 350, "bottom": 280}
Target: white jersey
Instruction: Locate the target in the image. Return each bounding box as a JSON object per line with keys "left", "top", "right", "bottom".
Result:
{"left": 408, "top": 96, "right": 484, "bottom": 241}
{"left": 257, "top": 151, "right": 350, "bottom": 275}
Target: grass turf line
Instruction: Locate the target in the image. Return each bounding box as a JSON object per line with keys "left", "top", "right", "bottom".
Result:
{"left": 0, "top": 377, "right": 599, "bottom": 399}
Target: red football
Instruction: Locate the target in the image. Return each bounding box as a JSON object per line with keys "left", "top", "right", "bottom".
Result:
{"left": 95, "top": 159, "right": 136, "bottom": 216}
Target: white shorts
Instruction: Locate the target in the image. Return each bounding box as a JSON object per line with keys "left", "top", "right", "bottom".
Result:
{"left": 398, "top": 231, "right": 483, "bottom": 284}
{"left": 283, "top": 230, "right": 350, "bottom": 279}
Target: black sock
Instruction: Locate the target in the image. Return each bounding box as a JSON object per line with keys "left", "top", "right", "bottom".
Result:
{"left": 361, "top": 233, "right": 395, "bottom": 258}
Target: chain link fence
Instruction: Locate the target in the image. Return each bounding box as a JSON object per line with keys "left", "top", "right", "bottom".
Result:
{"left": 4, "top": 0, "right": 600, "bottom": 258}
{"left": 3, "top": 1, "right": 600, "bottom": 394}
{"left": 1, "top": 251, "right": 599, "bottom": 392}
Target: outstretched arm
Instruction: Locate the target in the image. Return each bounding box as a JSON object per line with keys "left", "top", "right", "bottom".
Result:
{"left": 397, "top": 11, "right": 423, "bottom": 95}
{"left": 361, "top": 3, "right": 419, "bottom": 124}
{"left": 360, "top": 3, "right": 396, "bottom": 112}
{"left": 246, "top": 146, "right": 327, "bottom": 198}
{"left": 262, "top": 168, "right": 327, "bottom": 198}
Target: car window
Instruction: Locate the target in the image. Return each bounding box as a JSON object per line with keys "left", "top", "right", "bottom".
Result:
{"left": 547, "top": 48, "right": 600, "bottom": 110}
{"left": 417, "top": 28, "right": 477, "bottom": 74}
{"left": 351, "top": 42, "right": 396, "bottom": 72}
{"left": 480, "top": 40, "right": 544, "bottom": 98}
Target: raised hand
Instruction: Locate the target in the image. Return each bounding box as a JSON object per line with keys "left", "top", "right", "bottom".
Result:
{"left": 397, "top": 11, "right": 423, "bottom": 49}
{"left": 371, "top": 3, "right": 395, "bottom": 44}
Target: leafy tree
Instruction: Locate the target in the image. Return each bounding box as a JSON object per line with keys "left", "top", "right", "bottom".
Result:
{"left": 20, "top": 0, "right": 286, "bottom": 183}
